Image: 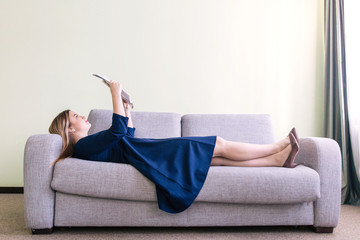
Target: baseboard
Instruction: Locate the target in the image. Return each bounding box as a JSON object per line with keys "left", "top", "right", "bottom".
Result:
{"left": 0, "top": 187, "right": 24, "bottom": 193}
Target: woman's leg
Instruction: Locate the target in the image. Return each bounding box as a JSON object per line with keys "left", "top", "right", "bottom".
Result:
{"left": 211, "top": 144, "right": 292, "bottom": 167}
{"left": 212, "top": 136, "right": 290, "bottom": 161}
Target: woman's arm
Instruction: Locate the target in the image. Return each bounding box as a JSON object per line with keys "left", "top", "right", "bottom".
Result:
{"left": 123, "top": 102, "right": 133, "bottom": 128}
{"left": 123, "top": 101, "right": 135, "bottom": 137}
{"left": 73, "top": 113, "right": 129, "bottom": 157}
{"left": 109, "top": 80, "right": 126, "bottom": 117}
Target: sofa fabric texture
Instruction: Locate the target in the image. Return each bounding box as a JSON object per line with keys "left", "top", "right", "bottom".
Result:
{"left": 181, "top": 114, "right": 275, "bottom": 144}
{"left": 52, "top": 158, "right": 320, "bottom": 204}
{"left": 88, "top": 110, "right": 182, "bottom": 138}
{"left": 54, "top": 192, "right": 315, "bottom": 227}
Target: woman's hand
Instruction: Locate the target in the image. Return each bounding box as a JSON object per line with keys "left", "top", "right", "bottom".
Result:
{"left": 123, "top": 101, "right": 134, "bottom": 127}
{"left": 109, "top": 80, "right": 123, "bottom": 98}
{"left": 123, "top": 102, "right": 132, "bottom": 114}
{"left": 109, "top": 80, "right": 126, "bottom": 116}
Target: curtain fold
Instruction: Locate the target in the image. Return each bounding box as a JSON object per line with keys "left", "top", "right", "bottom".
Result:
{"left": 324, "top": 0, "right": 360, "bottom": 205}
{"left": 344, "top": 0, "right": 360, "bottom": 205}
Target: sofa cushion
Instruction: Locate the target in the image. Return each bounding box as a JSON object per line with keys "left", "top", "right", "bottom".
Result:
{"left": 51, "top": 158, "right": 320, "bottom": 204}
{"left": 88, "top": 109, "right": 181, "bottom": 138}
{"left": 182, "top": 114, "right": 275, "bottom": 144}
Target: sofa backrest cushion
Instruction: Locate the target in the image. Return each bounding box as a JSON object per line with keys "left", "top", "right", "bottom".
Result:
{"left": 87, "top": 109, "right": 181, "bottom": 138}
{"left": 181, "top": 114, "right": 275, "bottom": 144}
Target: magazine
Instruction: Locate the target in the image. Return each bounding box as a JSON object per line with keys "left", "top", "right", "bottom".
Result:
{"left": 93, "top": 74, "right": 134, "bottom": 109}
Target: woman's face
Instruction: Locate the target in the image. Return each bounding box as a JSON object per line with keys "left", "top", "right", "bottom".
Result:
{"left": 68, "top": 110, "right": 91, "bottom": 134}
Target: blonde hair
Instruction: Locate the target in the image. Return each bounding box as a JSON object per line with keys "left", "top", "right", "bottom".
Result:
{"left": 48, "top": 109, "right": 75, "bottom": 166}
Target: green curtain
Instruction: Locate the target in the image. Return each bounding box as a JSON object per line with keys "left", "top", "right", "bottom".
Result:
{"left": 324, "top": 0, "right": 360, "bottom": 205}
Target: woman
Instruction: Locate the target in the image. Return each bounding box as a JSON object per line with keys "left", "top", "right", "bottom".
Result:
{"left": 49, "top": 80, "right": 301, "bottom": 213}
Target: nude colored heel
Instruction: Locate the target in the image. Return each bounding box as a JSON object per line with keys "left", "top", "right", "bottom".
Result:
{"left": 290, "top": 128, "right": 305, "bottom": 166}
{"left": 283, "top": 133, "right": 301, "bottom": 168}
{"left": 290, "top": 127, "right": 299, "bottom": 141}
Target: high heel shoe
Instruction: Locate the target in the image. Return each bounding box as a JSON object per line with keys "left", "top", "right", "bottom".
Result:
{"left": 283, "top": 133, "right": 301, "bottom": 168}
{"left": 290, "top": 127, "right": 299, "bottom": 142}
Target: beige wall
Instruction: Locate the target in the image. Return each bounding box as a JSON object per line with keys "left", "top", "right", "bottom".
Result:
{"left": 0, "top": 0, "right": 324, "bottom": 187}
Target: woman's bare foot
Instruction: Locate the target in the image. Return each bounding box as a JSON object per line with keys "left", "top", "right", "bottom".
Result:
{"left": 274, "top": 136, "right": 291, "bottom": 153}
{"left": 274, "top": 144, "right": 292, "bottom": 166}
{"left": 274, "top": 128, "right": 298, "bottom": 153}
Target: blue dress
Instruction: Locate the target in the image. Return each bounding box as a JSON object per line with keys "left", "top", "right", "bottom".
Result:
{"left": 72, "top": 113, "right": 217, "bottom": 213}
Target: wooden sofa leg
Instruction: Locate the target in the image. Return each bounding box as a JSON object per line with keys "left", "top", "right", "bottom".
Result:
{"left": 313, "top": 227, "right": 334, "bottom": 233}
{"left": 31, "top": 228, "right": 53, "bottom": 234}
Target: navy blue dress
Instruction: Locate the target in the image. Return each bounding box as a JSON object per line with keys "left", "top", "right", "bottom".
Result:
{"left": 72, "top": 113, "right": 217, "bottom": 213}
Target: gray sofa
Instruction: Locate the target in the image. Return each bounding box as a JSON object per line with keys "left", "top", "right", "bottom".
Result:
{"left": 24, "top": 109, "right": 342, "bottom": 234}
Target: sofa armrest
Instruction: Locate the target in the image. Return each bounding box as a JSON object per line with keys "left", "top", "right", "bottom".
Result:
{"left": 23, "top": 134, "right": 62, "bottom": 230}
{"left": 296, "top": 137, "right": 342, "bottom": 228}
